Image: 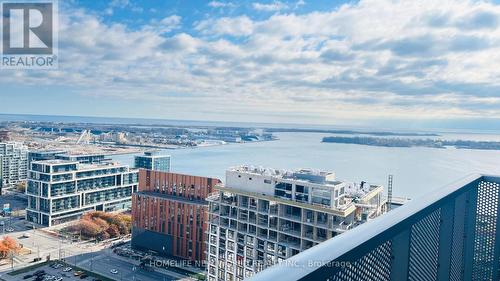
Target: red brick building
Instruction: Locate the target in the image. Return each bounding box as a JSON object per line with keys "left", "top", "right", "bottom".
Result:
{"left": 131, "top": 169, "right": 221, "bottom": 264}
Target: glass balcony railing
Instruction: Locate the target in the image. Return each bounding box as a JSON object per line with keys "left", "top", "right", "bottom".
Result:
{"left": 249, "top": 174, "right": 500, "bottom": 281}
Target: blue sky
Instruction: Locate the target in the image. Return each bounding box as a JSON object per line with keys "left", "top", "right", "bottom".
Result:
{"left": 2, "top": 0, "right": 500, "bottom": 130}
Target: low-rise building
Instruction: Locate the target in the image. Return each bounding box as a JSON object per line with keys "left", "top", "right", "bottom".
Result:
{"left": 131, "top": 170, "right": 221, "bottom": 264}
{"left": 26, "top": 160, "right": 138, "bottom": 226}
{"left": 206, "top": 166, "right": 385, "bottom": 281}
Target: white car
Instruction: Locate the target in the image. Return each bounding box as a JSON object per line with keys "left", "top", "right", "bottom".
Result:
{"left": 22, "top": 233, "right": 30, "bottom": 238}
{"left": 63, "top": 267, "right": 72, "bottom": 272}
{"left": 5, "top": 227, "right": 14, "bottom": 232}
{"left": 110, "top": 269, "right": 118, "bottom": 274}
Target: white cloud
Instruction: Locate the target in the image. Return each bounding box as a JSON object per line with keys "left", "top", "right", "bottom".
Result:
{"left": 5, "top": 0, "right": 500, "bottom": 123}
{"left": 195, "top": 16, "right": 254, "bottom": 36}
{"left": 208, "top": 1, "right": 236, "bottom": 8}
{"left": 252, "top": 1, "right": 288, "bottom": 12}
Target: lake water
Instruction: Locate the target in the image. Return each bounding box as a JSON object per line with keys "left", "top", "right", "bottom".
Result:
{"left": 2, "top": 113, "right": 499, "bottom": 199}
{"left": 111, "top": 132, "right": 500, "bottom": 199}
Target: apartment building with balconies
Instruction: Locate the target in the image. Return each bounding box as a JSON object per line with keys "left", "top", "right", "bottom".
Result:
{"left": 206, "top": 165, "right": 385, "bottom": 281}
{"left": 26, "top": 159, "right": 138, "bottom": 226}
{"left": 0, "top": 142, "right": 28, "bottom": 192}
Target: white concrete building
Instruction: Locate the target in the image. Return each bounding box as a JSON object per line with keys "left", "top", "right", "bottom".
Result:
{"left": 26, "top": 159, "right": 138, "bottom": 226}
{"left": 206, "top": 166, "right": 385, "bottom": 281}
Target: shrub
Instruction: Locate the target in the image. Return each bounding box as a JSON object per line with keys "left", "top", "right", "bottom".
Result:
{"left": 78, "top": 220, "right": 101, "bottom": 238}
{"left": 63, "top": 211, "right": 132, "bottom": 240}
{"left": 106, "top": 225, "right": 120, "bottom": 238}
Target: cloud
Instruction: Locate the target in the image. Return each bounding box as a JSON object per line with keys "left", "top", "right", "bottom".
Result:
{"left": 195, "top": 16, "right": 254, "bottom": 36}
{"left": 151, "top": 15, "right": 182, "bottom": 33}
{"left": 456, "top": 9, "right": 500, "bottom": 30}
{"left": 252, "top": 1, "right": 288, "bottom": 12}
{"left": 208, "top": 1, "right": 236, "bottom": 8}
{"left": 4, "top": 0, "right": 500, "bottom": 123}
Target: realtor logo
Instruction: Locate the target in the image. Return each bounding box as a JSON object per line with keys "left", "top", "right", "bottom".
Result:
{"left": 1, "top": 0, "right": 58, "bottom": 69}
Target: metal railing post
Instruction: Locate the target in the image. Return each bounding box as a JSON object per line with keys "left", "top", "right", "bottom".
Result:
{"left": 437, "top": 198, "right": 455, "bottom": 281}
{"left": 462, "top": 186, "right": 478, "bottom": 280}
{"left": 492, "top": 183, "right": 500, "bottom": 281}
{"left": 390, "top": 229, "right": 410, "bottom": 281}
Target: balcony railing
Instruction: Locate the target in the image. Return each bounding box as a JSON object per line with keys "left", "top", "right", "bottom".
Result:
{"left": 249, "top": 174, "right": 500, "bottom": 281}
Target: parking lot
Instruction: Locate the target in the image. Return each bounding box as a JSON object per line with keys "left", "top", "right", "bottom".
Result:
{"left": 3, "top": 261, "right": 111, "bottom": 281}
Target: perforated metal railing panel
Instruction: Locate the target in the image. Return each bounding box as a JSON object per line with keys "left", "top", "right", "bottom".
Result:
{"left": 249, "top": 175, "right": 500, "bottom": 281}
{"left": 472, "top": 180, "right": 500, "bottom": 280}
{"left": 408, "top": 208, "right": 441, "bottom": 281}
{"left": 329, "top": 240, "right": 392, "bottom": 281}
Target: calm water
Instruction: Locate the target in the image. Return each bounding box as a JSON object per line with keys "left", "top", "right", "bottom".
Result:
{"left": 112, "top": 132, "right": 500, "bottom": 199}
{"left": 2, "top": 113, "right": 499, "bottom": 199}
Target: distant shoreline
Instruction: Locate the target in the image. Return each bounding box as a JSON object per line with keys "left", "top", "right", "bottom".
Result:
{"left": 322, "top": 136, "right": 500, "bottom": 150}
{"left": 266, "top": 128, "right": 440, "bottom": 137}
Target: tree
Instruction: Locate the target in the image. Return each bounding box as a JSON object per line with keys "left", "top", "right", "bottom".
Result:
{"left": 0, "top": 236, "right": 19, "bottom": 259}
{"left": 93, "top": 218, "right": 110, "bottom": 231}
{"left": 62, "top": 211, "right": 133, "bottom": 240}
{"left": 97, "top": 231, "right": 110, "bottom": 241}
{"left": 78, "top": 220, "right": 101, "bottom": 238}
{"left": 106, "top": 225, "right": 120, "bottom": 238}
{"left": 16, "top": 182, "right": 26, "bottom": 193}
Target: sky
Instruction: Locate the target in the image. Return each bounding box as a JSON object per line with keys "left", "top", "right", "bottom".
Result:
{"left": 2, "top": 0, "right": 500, "bottom": 130}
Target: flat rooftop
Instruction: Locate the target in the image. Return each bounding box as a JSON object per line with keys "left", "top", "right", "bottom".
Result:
{"left": 32, "top": 159, "right": 133, "bottom": 170}
{"left": 229, "top": 165, "right": 342, "bottom": 185}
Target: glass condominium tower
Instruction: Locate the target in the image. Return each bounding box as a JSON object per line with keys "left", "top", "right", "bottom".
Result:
{"left": 26, "top": 159, "right": 138, "bottom": 226}
{"left": 134, "top": 151, "right": 171, "bottom": 172}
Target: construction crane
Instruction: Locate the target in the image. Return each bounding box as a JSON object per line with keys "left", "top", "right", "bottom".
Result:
{"left": 387, "top": 174, "right": 393, "bottom": 211}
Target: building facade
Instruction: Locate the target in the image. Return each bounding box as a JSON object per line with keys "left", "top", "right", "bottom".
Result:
{"left": 56, "top": 153, "right": 108, "bottom": 164}
{"left": 131, "top": 170, "right": 221, "bottom": 263}
{"left": 28, "top": 150, "right": 66, "bottom": 169}
{"left": 28, "top": 151, "right": 107, "bottom": 169}
{"left": 206, "top": 166, "right": 385, "bottom": 281}
{"left": 0, "top": 131, "right": 10, "bottom": 142}
{"left": 26, "top": 160, "right": 138, "bottom": 226}
{"left": 0, "top": 142, "right": 28, "bottom": 191}
{"left": 134, "top": 151, "right": 171, "bottom": 172}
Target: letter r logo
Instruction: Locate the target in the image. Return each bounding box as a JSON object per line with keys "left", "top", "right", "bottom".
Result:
{"left": 2, "top": 2, "right": 53, "bottom": 54}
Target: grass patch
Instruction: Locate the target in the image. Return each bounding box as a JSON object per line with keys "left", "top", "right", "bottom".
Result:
{"left": 7, "top": 260, "right": 51, "bottom": 276}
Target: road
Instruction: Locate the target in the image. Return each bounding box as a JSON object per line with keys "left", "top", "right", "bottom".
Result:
{"left": 0, "top": 216, "right": 191, "bottom": 281}
{"left": 0, "top": 191, "right": 194, "bottom": 281}
{"left": 76, "top": 251, "right": 177, "bottom": 281}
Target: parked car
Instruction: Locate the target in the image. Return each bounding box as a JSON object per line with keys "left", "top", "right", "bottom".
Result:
{"left": 63, "top": 267, "right": 72, "bottom": 272}
{"left": 110, "top": 269, "right": 118, "bottom": 274}
{"left": 34, "top": 270, "right": 45, "bottom": 275}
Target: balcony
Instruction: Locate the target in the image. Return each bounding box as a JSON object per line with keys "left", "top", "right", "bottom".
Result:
{"left": 249, "top": 174, "right": 500, "bottom": 281}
